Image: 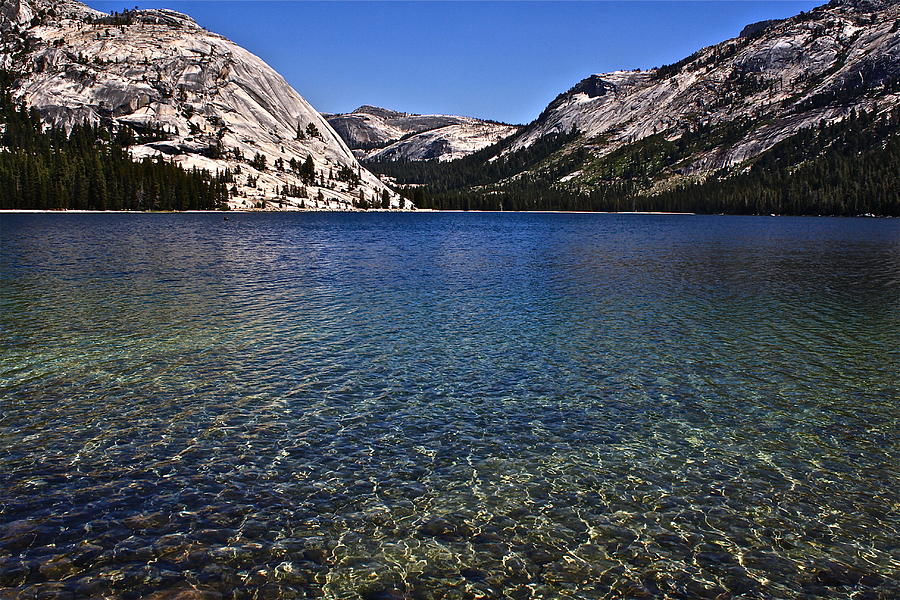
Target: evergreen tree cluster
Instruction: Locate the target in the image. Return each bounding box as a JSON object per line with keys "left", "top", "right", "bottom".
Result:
{"left": 287, "top": 155, "right": 316, "bottom": 185}
{"left": 249, "top": 152, "right": 267, "bottom": 171}
{"left": 305, "top": 123, "right": 322, "bottom": 140}
{"left": 651, "top": 108, "right": 900, "bottom": 216}
{"left": 280, "top": 184, "right": 308, "bottom": 198}
{"left": 88, "top": 10, "right": 139, "bottom": 26}
{"left": 0, "top": 72, "right": 230, "bottom": 211}
{"left": 335, "top": 164, "right": 361, "bottom": 187}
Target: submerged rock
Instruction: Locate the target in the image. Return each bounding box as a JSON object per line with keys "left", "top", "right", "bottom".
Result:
{"left": 37, "top": 555, "right": 76, "bottom": 581}
{"left": 418, "top": 516, "right": 473, "bottom": 540}
{"left": 363, "top": 588, "right": 408, "bottom": 600}
{"left": 141, "top": 586, "right": 223, "bottom": 600}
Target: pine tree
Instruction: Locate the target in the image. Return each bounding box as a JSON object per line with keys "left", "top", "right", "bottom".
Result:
{"left": 301, "top": 154, "right": 315, "bottom": 184}
{"left": 249, "top": 153, "right": 267, "bottom": 171}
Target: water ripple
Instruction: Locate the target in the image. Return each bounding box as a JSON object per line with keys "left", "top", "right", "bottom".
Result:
{"left": 1, "top": 213, "right": 898, "bottom": 599}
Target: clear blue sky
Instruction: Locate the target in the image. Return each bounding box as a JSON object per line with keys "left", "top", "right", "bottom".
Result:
{"left": 86, "top": 1, "right": 822, "bottom": 124}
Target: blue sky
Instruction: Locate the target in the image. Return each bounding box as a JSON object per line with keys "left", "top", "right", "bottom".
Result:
{"left": 86, "top": 1, "right": 822, "bottom": 124}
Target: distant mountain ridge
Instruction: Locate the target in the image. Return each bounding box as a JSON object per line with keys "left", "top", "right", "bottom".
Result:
{"left": 368, "top": 0, "right": 900, "bottom": 214}
{"left": 0, "top": 0, "right": 406, "bottom": 210}
{"left": 326, "top": 105, "right": 521, "bottom": 162}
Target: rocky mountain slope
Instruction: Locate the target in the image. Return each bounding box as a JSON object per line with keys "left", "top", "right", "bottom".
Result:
{"left": 534, "top": 0, "right": 899, "bottom": 180}
{"left": 524, "top": 0, "right": 896, "bottom": 169}
{"left": 0, "top": 0, "right": 407, "bottom": 210}
{"left": 326, "top": 105, "right": 520, "bottom": 162}
{"left": 377, "top": 0, "right": 898, "bottom": 204}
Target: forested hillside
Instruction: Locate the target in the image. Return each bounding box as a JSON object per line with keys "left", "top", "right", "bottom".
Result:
{"left": 0, "top": 72, "right": 230, "bottom": 211}
{"left": 369, "top": 107, "right": 899, "bottom": 215}
{"left": 649, "top": 108, "right": 900, "bottom": 215}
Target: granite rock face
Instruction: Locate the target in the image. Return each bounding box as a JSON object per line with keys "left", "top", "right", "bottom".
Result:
{"left": 326, "top": 105, "right": 520, "bottom": 162}
{"left": 1, "top": 0, "right": 406, "bottom": 210}
{"left": 501, "top": 0, "right": 900, "bottom": 182}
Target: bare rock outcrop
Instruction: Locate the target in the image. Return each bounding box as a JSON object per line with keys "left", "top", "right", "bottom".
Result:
{"left": 1, "top": 0, "right": 407, "bottom": 210}
{"left": 500, "top": 0, "right": 900, "bottom": 183}
{"left": 327, "top": 105, "right": 520, "bottom": 162}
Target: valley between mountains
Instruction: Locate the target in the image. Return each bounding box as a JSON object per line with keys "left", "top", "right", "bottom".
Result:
{"left": 1, "top": 0, "right": 898, "bottom": 214}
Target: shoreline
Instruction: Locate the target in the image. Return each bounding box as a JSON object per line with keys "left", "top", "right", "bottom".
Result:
{"left": 0, "top": 209, "right": 893, "bottom": 218}
{"left": 425, "top": 209, "right": 695, "bottom": 215}
{"left": 1, "top": 209, "right": 692, "bottom": 215}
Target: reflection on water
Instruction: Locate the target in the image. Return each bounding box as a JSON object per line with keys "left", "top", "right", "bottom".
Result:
{"left": 1, "top": 213, "right": 898, "bottom": 599}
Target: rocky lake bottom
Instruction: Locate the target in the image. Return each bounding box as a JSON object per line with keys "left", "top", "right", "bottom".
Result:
{"left": 1, "top": 212, "right": 898, "bottom": 599}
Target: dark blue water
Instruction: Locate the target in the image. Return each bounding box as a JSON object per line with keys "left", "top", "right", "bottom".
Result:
{"left": 1, "top": 213, "right": 898, "bottom": 599}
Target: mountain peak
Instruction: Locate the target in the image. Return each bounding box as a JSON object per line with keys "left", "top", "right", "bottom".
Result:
{"left": 2, "top": 1, "right": 201, "bottom": 29}
{"left": 739, "top": 18, "right": 785, "bottom": 38}
{"left": 495, "top": 0, "right": 900, "bottom": 185}
{"left": 352, "top": 105, "right": 410, "bottom": 118}
{"left": 15, "top": 0, "right": 102, "bottom": 21}
{"left": 826, "top": 0, "right": 895, "bottom": 12}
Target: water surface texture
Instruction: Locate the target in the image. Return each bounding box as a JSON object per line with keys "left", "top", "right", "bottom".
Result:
{"left": 1, "top": 213, "right": 899, "bottom": 599}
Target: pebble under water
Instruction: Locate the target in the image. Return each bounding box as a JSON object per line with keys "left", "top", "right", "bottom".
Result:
{"left": 0, "top": 212, "right": 898, "bottom": 600}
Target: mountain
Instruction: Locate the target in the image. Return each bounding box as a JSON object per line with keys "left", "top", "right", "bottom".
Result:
{"left": 326, "top": 105, "right": 520, "bottom": 162}
{"left": 0, "top": 0, "right": 407, "bottom": 210}
{"left": 506, "top": 0, "right": 899, "bottom": 170}
{"left": 369, "top": 0, "right": 900, "bottom": 215}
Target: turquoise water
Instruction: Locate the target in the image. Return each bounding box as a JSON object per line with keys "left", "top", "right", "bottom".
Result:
{"left": 1, "top": 213, "right": 898, "bottom": 599}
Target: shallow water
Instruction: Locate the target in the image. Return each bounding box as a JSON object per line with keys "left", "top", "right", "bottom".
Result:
{"left": 1, "top": 212, "right": 898, "bottom": 600}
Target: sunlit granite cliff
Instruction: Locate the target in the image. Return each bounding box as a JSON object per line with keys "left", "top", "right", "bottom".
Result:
{"left": 0, "top": 0, "right": 408, "bottom": 209}
{"left": 489, "top": 0, "right": 900, "bottom": 188}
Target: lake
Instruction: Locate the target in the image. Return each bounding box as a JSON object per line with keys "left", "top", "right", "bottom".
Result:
{"left": 1, "top": 212, "right": 898, "bottom": 599}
